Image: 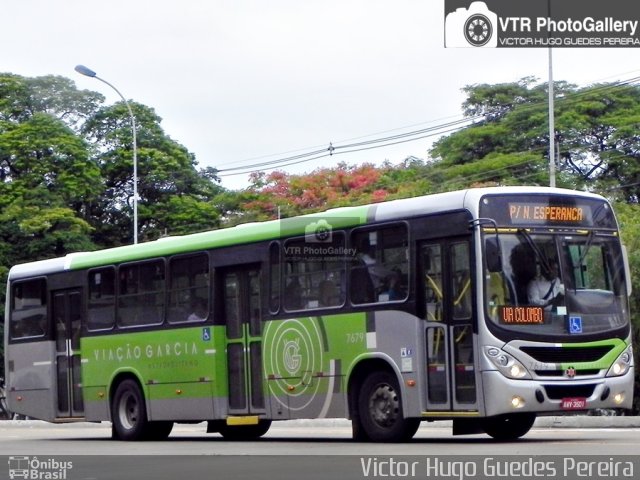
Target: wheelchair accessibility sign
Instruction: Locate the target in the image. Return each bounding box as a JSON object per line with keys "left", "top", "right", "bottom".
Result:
{"left": 569, "top": 316, "right": 583, "bottom": 334}
{"left": 202, "top": 327, "right": 211, "bottom": 341}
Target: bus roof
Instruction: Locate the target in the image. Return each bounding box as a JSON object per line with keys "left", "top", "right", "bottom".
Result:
{"left": 8, "top": 186, "right": 606, "bottom": 280}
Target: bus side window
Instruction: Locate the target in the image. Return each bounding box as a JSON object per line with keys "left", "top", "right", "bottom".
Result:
{"left": 351, "top": 224, "right": 409, "bottom": 305}
{"left": 118, "top": 260, "right": 165, "bottom": 327}
{"left": 10, "top": 278, "right": 47, "bottom": 339}
{"left": 422, "top": 244, "right": 442, "bottom": 321}
{"left": 168, "top": 253, "right": 209, "bottom": 324}
{"left": 283, "top": 232, "right": 346, "bottom": 311}
{"left": 451, "top": 242, "right": 471, "bottom": 320}
{"left": 88, "top": 267, "right": 116, "bottom": 331}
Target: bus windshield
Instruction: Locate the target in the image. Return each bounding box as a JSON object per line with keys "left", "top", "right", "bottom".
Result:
{"left": 484, "top": 231, "right": 629, "bottom": 338}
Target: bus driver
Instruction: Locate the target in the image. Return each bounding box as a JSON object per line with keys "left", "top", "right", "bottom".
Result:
{"left": 527, "top": 261, "right": 565, "bottom": 309}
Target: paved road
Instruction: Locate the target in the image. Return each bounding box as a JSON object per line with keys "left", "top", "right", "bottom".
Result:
{"left": 0, "top": 417, "right": 639, "bottom": 455}
{"left": 1, "top": 419, "right": 639, "bottom": 480}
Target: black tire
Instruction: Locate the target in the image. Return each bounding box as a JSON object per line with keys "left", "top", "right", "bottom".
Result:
{"left": 0, "top": 384, "right": 9, "bottom": 420}
{"left": 218, "top": 420, "right": 272, "bottom": 441}
{"left": 483, "top": 413, "right": 536, "bottom": 440}
{"left": 111, "top": 379, "right": 151, "bottom": 441}
{"left": 357, "top": 371, "right": 420, "bottom": 442}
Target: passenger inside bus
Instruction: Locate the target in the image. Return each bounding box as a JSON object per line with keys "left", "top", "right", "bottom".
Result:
{"left": 356, "top": 244, "right": 384, "bottom": 284}
{"left": 188, "top": 297, "right": 208, "bottom": 321}
{"left": 527, "top": 261, "right": 565, "bottom": 309}
{"left": 352, "top": 238, "right": 394, "bottom": 303}
{"left": 380, "top": 270, "right": 404, "bottom": 301}
{"left": 318, "top": 279, "right": 336, "bottom": 307}
{"left": 284, "top": 277, "right": 303, "bottom": 310}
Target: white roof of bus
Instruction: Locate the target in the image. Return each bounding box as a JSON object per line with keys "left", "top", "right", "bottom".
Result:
{"left": 8, "top": 256, "right": 70, "bottom": 281}
{"left": 8, "top": 186, "right": 605, "bottom": 281}
{"left": 372, "top": 186, "right": 604, "bottom": 222}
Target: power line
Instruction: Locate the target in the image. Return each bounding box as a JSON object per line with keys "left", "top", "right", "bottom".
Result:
{"left": 217, "top": 73, "right": 640, "bottom": 178}
{"left": 218, "top": 122, "right": 479, "bottom": 177}
{"left": 218, "top": 116, "right": 483, "bottom": 176}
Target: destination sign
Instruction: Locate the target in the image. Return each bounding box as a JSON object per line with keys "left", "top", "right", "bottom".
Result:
{"left": 500, "top": 306, "right": 545, "bottom": 325}
{"left": 507, "top": 202, "right": 593, "bottom": 225}
{"left": 479, "top": 194, "right": 616, "bottom": 229}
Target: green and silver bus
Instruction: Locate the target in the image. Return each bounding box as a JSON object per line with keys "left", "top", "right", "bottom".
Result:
{"left": 3, "top": 186, "right": 634, "bottom": 441}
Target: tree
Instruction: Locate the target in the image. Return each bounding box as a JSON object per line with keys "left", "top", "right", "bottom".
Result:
{"left": 236, "top": 163, "right": 389, "bottom": 220}
{"left": 0, "top": 74, "right": 103, "bottom": 126}
{"left": 82, "top": 102, "right": 225, "bottom": 244}
{"left": 0, "top": 87, "right": 100, "bottom": 265}
{"left": 429, "top": 78, "right": 640, "bottom": 197}
{"left": 0, "top": 74, "right": 102, "bottom": 378}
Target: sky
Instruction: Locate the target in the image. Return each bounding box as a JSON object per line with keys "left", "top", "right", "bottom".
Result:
{"left": 4, "top": 0, "right": 640, "bottom": 191}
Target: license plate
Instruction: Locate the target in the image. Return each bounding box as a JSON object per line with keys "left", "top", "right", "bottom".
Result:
{"left": 561, "top": 397, "right": 587, "bottom": 410}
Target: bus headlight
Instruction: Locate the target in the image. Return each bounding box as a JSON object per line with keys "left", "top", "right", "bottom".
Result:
{"left": 606, "top": 346, "right": 633, "bottom": 377}
{"left": 485, "top": 346, "right": 532, "bottom": 379}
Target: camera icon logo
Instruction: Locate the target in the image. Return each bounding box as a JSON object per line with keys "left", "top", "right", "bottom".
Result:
{"left": 445, "top": 1, "right": 498, "bottom": 48}
{"left": 305, "top": 219, "right": 333, "bottom": 243}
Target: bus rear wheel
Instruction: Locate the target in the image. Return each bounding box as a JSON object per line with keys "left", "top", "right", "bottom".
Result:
{"left": 111, "top": 379, "right": 153, "bottom": 441}
{"left": 482, "top": 413, "right": 536, "bottom": 440}
{"left": 357, "top": 371, "right": 420, "bottom": 442}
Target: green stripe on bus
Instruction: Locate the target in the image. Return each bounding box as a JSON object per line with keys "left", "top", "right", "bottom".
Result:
{"left": 68, "top": 206, "right": 371, "bottom": 270}
{"left": 559, "top": 338, "right": 628, "bottom": 370}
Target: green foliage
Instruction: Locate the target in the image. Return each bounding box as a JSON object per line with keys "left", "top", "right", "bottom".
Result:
{"left": 82, "top": 102, "right": 224, "bottom": 244}
{"left": 1, "top": 204, "right": 94, "bottom": 260}
{"left": 428, "top": 78, "right": 640, "bottom": 197}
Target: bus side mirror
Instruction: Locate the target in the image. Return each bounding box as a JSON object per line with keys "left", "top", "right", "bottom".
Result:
{"left": 485, "top": 238, "right": 502, "bottom": 273}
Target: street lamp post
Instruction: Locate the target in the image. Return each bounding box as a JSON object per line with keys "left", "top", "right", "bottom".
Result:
{"left": 75, "top": 64, "right": 139, "bottom": 244}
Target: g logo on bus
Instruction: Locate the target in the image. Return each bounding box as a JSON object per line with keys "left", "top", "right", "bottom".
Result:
{"left": 263, "top": 318, "right": 325, "bottom": 412}
{"left": 565, "top": 367, "right": 576, "bottom": 378}
{"left": 283, "top": 338, "right": 302, "bottom": 374}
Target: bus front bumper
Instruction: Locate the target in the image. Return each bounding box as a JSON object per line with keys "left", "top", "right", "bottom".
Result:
{"left": 481, "top": 370, "right": 634, "bottom": 417}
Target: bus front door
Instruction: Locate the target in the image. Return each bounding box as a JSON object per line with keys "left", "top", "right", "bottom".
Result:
{"left": 222, "top": 266, "right": 265, "bottom": 416}
{"left": 422, "top": 240, "right": 478, "bottom": 413}
{"left": 52, "top": 289, "right": 84, "bottom": 418}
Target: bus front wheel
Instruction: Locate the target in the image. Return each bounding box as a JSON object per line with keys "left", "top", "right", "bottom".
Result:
{"left": 111, "top": 379, "right": 152, "bottom": 441}
{"left": 482, "top": 413, "right": 536, "bottom": 440}
{"left": 357, "top": 371, "right": 420, "bottom": 442}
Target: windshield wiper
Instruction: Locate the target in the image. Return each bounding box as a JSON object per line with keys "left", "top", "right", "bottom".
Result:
{"left": 517, "top": 228, "right": 552, "bottom": 274}
{"left": 577, "top": 230, "right": 596, "bottom": 267}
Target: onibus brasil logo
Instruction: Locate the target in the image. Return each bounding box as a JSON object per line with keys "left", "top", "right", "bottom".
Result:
{"left": 8, "top": 456, "right": 73, "bottom": 480}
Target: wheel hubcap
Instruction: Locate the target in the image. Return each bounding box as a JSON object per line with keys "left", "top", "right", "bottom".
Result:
{"left": 368, "top": 384, "right": 399, "bottom": 428}
{"left": 118, "top": 392, "right": 139, "bottom": 430}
